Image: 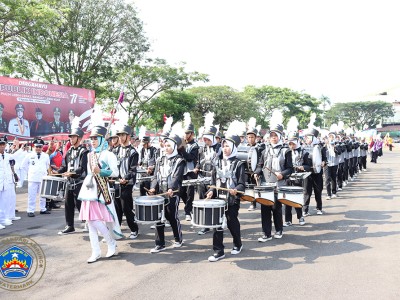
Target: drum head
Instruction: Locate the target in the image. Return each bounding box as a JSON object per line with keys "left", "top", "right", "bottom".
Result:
{"left": 193, "top": 199, "right": 226, "bottom": 207}
{"left": 241, "top": 195, "right": 255, "bottom": 202}
{"left": 279, "top": 199, "right": 303, "bottom": 208}
{"left": 279, "top": 186, "right": 304, "bottom": 193}
{"left": 255, "top": 198, "right": 274, "bottom": 206}
{"left": 135, "top": 196, "right": 165, "bottom": 205}
{"left": 254, "top": 183, "right": 275, "bottom": 192}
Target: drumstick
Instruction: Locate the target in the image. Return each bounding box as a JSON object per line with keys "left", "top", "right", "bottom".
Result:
{"left": 208, "top": 185, "right": 244, "bottom": 194}
{"left": 156, "top": 189, "right": 179, "bottom": 197}
{"left": 262, "top": 166, "right": 279, "bottom": 178}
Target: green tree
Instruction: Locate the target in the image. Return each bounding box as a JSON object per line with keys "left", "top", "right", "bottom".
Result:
{"left": 118, "top": 59, "right": 208, "bottom": 128}
{"left": 140, "top": 90, "right": 197, "bottom": 130}
{"left": 0, "top": 0, "right": 149, "bottom": 88}
{"left": 325, "top": 101, "right": 395, "bottom": 130}
{"left": 242, "top": 85, "right": 322, "bottom": 129}
{"left": 186, "top": 86, "right": 256, "bottom": 130}
{"left": 320, "top": 94, "right": 331, "bottom": 128}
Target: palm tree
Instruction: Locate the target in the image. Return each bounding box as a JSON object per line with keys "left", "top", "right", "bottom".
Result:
{"left": 320, "top": 95, "right": 331, "bottom": 128}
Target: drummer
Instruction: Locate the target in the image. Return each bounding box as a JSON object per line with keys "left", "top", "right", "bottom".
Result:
{"left": 253, "top": 116, "right": 292, "bottom": 242}
{"left": 21, "top": 138, "right": 51, "bottom": 217}
{"left": 148, "top": 131, "right": 185, "bottom": 253}
{"left": 285, "top": 131, "right": 309, "bottom": 226}
{"left": 56, "top": 125, "right": 89, "bottom": 234}
{"left": 205, "top": 126, "right": 245, "bottom": 262}
{"left": 139, "top": 135, "right": 157, "bottom": 196}
{"left": 245, "top": 118, "right": 263, "bottom": 211}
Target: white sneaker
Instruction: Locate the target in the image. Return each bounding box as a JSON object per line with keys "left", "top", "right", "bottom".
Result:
{"left": 338, "top": 188, "right": 343, "bottom": 191}
{"left": 331, "top": 194, "right": 337, "bottom": 198}
{"left": 150, "top": 245, "right": 166, "bottom": 253}
{"left": 343, "top": 182, "right": 347, "bottom": 187}
{"left": 87, "top": 253, "right": 101, "bottom": 263}
{"left": 283, "top": 221, "right": 292, "bottom": 227}
{"left": 299, "top": 217, "right": 306, "bottom": 226}
{"left": 165, "top": 222, "right": 171, "bottom": 228}
{"left": 247, "top": 204, "right": 255, "bottom": 211}
{"left": 11, "top": 216, "right": 21, "bottom": 221}
{"left": 258, "top": 235, "right": 272, "bottom": 242}
{"left": 316, "top": 210, "right": 323, "bottom": 215}
{"left": 345, "top": 180, "right": 348, "bottom": 185}
{"left": 326, "top": 196, "right": 331, "bottom": 200}
{"left": 0, "top": 224, "right": 5, "bottom": 230}
{"left": 231, "top": 245, "right": 243, "bottom": 255}
{"left": 150, "top": 225, "right": 155, "bottom": 229}
{"left": 173, "top": 241, "right": 183, "bottom": 248}
{"left": 303, "top": 212, "right": 311, "bottom": 217}
{"left": 208, "top": 253, "right": 225, "bottom": 262}
{"left": 129, "top": 231, "right": 139, "bottom": 239}
{"left": 185, "top": 215, "right": 191, "bottom": 221}
{"left": 274, "top": 231, "right": 283, "bottom": 239}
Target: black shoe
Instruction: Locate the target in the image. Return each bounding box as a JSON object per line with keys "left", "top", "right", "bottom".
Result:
{"left": 58, "top": 226, "right": 75, "bottom": 235}
{"left": 208, "top": 252, "right": 225, "bottom": 262}
{"left": 27, "top": 212, "right": 35, "bottom": 217}
{"left": 40, "top": 210, "right": 51, "bottom": 215}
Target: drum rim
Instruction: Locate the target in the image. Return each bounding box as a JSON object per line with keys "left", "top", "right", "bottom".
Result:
{"left": 278, "top": 186, "right": 304, "bottom": 193}
{"left": 193, "top": 199, "right": 226, "bottom": 207}
{"left": 42, "top": 175, "right": 68, "bottom": 182}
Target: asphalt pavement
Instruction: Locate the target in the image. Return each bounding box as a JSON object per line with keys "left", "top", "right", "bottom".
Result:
{"left": 1, "top": 146, "right": 399, "bottom": 299}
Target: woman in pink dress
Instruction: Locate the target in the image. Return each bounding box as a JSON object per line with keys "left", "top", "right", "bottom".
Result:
{"left": 78, "top": 125, "right": 123, "bottom": 263}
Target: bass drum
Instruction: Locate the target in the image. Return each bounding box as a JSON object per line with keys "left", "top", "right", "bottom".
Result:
{"left": 236, "top": 145, "right": 258, "bottom": 172}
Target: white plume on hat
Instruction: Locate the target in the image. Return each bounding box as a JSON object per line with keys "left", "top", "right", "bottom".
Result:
{"left": 198, "top": 126, "right": 205, "bottom": 138}
{"left": 320, "top": 129, "right": 329, "bottom": 138}
{"left": 345, "top": 127, "right": 354, "bottom": 136}
{"left": 183, "top": 112, "right": 191, "bottom": 129}
{"left": 247, "top": 117, "right": 257, "bottom": 131}
{"left": 307, "top": 112, "right": 317, "bottom": 130}
{"left": 71, "top": 116, "right": 80, "bottom": 131}
{"left": 203, "top": 112, "right": 214, "bottom": 128}
{"left": 225, "top": 120, "right": 243, "bottom": 138}
{"left": 270, "top": 109, "right": 284, "bottom": 130}
{"left": 215, "top": 124, "right": 220, "bottom": 133}
{"left": 162, "top": 116, "right": 173, "bottom": 135}
{"left": 286, "top": 116, "right": 299, "bottom": 133}
{"left": 114, "top": 107, "right": 129, "bottom": 128}
{"left": 139, "top": 125, "right": 147, "bottom": 140}
{"left": 256, "top": 125, "right": 261, "bottom": 135}
{"left": 170, "top": 121, "right": 185, "bottom": 139}
{"left": 88, "top": 107, "right": 103, "bottom": 131}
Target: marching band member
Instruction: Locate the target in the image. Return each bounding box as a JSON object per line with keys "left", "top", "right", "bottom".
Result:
{"left": 359, "top": 137, "right": 368, "bottom": 171}
{"left": 115, "top": 125, "right": 140, "bottom": 239}
{"left": 78, "top": 125, "right": 123, "bottom": 263}
{"left": 254, "top": 110, "right": 292, "bottom": 242}
{"left": 303, "top": 125, "right": 326, "bottom": 216}
{"left": 179, "top": 113, "right": 199, "bottom": 221}
{"left": 284, "top": 117, "right": 308, "bottom": 226}
{"left": 325, "top": 129, "right": 341, "bottom": 199}
{"left": 139, "top": 126, "right": 157, "bottom": 196}
{"left": 205, "top": 121, "right": 245, "bottom": 262}
{"left": 0, "top": 136, "right": 19, "bottom": 228}
{"left": 21, "top": 138, "right": 51, "bottom": 217}
{"left": 108, "top": 125, "right": 120, "bottom": 155}
{"left": 57, "top": 121, "right": 88, "bottom": 235}
{"left": 245, "top": 118, "right": 263, "bottom": 211}
{"left": 336, "top": 134, "right": 345, "bottom": 191}
{"left": 148, "top": 123, "right": 185, "bottom": 253}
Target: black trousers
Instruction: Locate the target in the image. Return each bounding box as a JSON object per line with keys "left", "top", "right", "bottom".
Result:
{"left": 114, "top": 185, "right": 138, "bottom": 233}
{"left": 155, "top": 196, "right": 182, "bottom": 246}
{"left": 261, "top": 192, "right": 283, "bottom": 236}
{"left": 361, "top": 155, "right": 367, "bottom": 169}
{"left": 371, "top": 151, "right": 378, "bottom": 163}
{"left": 213, "top": 203, "right": 241, "bottom": 255}
{"left": 64, "top": 184, "right": 82, "bottom": 227}
{"left": 325, "top": 165, "right": 338, "bottom": 196}
{"left": 352, "top": 156, "right": 359, "bottom": 174}
{"left": 348, "top": 157, "right": 355, "bottom": 178}
{"left": 180, "top": 172, "right": 197, "bottom": 215}
{"left": 337, "top": 162, "right": 344, "bottom": 188}
{"left": 343, "top": 159, "right": 349, "bottom": 182}
{"left": 304, "top": 172, "right": 323, "bottom": 213}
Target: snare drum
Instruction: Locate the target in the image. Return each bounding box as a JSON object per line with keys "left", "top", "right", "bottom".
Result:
{"left": 192, "top": 199, "right": 226, "bottom": 228}
{"left": 135, "top": 196, "right": 165, "bottom": 223}
{"left": 241, "top": 183, "right": 255, "bottom": 202}
{"left": 40, "top": 176, "right": 67, "bottom": 200}
{"left": 278, "top": 186, "right": 304, "bottom": 208}
{"left": 254, "top": 183, "right": 276, "bottom": 206}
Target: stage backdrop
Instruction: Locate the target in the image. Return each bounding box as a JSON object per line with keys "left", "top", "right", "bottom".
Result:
{"left": 0, "top": 76, "right": 95, "bottom": 140}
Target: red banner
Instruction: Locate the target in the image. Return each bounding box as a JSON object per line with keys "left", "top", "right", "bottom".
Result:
{"left": 0, "top": 76, "right": 95, "bottom": 140}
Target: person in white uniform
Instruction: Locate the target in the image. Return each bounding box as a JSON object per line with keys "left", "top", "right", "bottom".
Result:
{"left": 8, "top": 103, "right": 30, "bottom": 137}
{"left": 0, "top": 136, "right": 20, "bottom": 228}
{"left": 22, "top": 138, "right": 50, "bottom": 216}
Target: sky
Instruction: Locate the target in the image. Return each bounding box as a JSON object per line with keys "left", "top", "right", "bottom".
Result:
{"left": 132, "top": 0, "right": 400, "bottom": 103}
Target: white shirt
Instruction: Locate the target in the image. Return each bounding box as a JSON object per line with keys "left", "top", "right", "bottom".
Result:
{"left": 0, "top": 152, "right": 14, "bottom": 191}
{"left": 22, "top": 152, "right": 50, "bottom": 182}
{"left": 8, "top": 118, "right": 30, "bottom": 137}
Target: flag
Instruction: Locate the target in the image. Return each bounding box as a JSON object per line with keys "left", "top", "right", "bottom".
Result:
{"left": 163, "top": 113, "right": 167, "bottom": 123}
{"left": 118, "top": 91, "right": 124, "bottom": 104}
